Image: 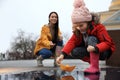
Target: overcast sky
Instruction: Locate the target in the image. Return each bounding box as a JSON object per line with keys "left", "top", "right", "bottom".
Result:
{"left": 0, "top": 0, "right": 112, "bottom": 52}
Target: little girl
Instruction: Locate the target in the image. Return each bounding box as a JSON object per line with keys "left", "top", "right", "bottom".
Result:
{"left": 56, "top": 0, "right": 115, "bottom": 74}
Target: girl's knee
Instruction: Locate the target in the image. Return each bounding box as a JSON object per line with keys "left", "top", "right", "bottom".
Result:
{"left": 71, "top": 47, "right": 88, "bottom": 59}
{"left": 88, "top": 36, "right": 99, "bottom": 46}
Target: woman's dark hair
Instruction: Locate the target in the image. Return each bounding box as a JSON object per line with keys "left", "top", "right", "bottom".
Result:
{"left": 48, "top": 11, "right": 59, "bottom": 43}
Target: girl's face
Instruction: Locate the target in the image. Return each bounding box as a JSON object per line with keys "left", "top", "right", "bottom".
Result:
{"left": 73, "top": 22, "right": 88, "bottom": 33}
{"left": 49, "top": 13, "right": 58, "bottom": 25}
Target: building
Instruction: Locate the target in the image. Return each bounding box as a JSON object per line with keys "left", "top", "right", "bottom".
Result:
{"left": 99, "top": 0, "right": 120, "bottom": 66}
{"left": 100, "top": 0, "right": 120, "bottom": 29}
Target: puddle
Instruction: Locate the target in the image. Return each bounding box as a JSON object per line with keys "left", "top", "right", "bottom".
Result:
{"left": 0, "top": 68, "right": 120, "bottom": 80}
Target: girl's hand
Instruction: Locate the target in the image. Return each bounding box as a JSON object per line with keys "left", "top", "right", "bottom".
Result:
{"left": 56, "top": 54, "right": 64, "bottom": 65}
{"left": 87, "top": 45, "right": 95, "bottom": 52}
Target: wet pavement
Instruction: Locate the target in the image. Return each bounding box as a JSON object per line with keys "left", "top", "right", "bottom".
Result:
{"left": 0, "top": 67, "right": 120, "bottom": 80}
{"left": 0, "top": 59, "right": 120, "bottom": 80}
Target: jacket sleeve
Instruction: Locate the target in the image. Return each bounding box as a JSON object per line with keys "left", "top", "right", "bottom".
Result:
{"left": 62, "top": 34, "right": 78, "bottom": 55}
{"left": 36, "top": 26, "right": 51, "bottom": 49}
{"left": 96, "top": 24, "right": 114, "bottom": 53}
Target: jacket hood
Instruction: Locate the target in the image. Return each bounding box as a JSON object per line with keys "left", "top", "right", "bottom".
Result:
{"left": 91, "top": 12, "right": 101, "bottom": 25}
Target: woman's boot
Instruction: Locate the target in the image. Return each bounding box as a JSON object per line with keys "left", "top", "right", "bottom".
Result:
{"left": 36, "top": 55, "right": 43, "bottom": 67}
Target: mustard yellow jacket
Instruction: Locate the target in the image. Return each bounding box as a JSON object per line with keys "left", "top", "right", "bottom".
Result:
{"left": 34, "top": 24, "right": 62, "bottom": 55}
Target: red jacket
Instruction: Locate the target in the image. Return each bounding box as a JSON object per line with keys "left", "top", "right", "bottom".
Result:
{"left": 62, "top": 23, "right": 115, "bottom": 55}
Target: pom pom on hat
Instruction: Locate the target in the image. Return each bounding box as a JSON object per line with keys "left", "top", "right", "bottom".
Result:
{"left": 71, "top": 0, "right": 92, "bottom": 23}
{"left": 73, "top": 0, "right": 85, "bottom": 8}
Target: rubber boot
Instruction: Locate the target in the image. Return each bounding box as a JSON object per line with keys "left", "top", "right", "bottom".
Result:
{"left": 84, "top": 52, "right": 100, "bottom": 74}
{"left": 55, "top": 46, "right": 62, "bottom": 57}
{"left": 54, "top": 46, "right": 62, "bottom": 67}
{"left": 36, "top": 55, "right": 43, "bottom": 67}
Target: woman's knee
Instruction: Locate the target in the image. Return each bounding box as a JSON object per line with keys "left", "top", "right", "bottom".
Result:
{"left": 87, "top": 36, "right": 99, "bottom": 46}
{"left": 38, "top": 48, "right": 52, "bottom": 59}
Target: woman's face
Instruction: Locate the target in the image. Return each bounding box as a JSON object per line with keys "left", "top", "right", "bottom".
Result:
{"left": 73, "top": 22, "right": 88, "bottom": 33}
{"left": 49, "top": 13, "right": 58, "bottom": 25}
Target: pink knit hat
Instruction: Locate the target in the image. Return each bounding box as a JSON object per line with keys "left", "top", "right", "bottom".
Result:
{"left": 71, "top": 0, "right": 92, "bottom": 23}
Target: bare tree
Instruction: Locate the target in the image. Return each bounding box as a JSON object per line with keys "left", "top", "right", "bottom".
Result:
{"left": 9, "top": 29, "right": 36, "bottom": 60}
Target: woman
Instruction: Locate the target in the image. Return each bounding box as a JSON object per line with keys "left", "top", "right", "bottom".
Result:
{"left": 56, "top": 0, "right": 115, "bottom": 74}
{"left": 34, "top": 12, "right": 63, "bottom": 66}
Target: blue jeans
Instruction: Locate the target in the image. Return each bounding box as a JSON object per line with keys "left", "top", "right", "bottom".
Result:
{"left": 37, "top": 40, "right": 63, "bottom": 59}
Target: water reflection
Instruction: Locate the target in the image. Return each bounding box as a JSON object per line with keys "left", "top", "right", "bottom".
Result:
{"left": 0, "top": 68, "right": 120, "bottom": 80}
{"left": 105, "top": 68, "right": 120, "bottom": 80}
{"left": 85, "top": 74, "right": 100, "bottom": 80}
{"left": 33, "top": 70, "right": 57, "bottom": 80}
{"left": 60, "top": 71, "right": 100, "bottom": 80}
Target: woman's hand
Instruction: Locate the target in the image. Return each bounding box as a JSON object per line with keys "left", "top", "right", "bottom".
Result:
{"left": 87, "top": 45, "right": 95, "bottom": 52}
{"left": 59, "top": 36, "right": 63, "bottom": 41}
{"left": 56, "top": 54, "right": 64, "bottom": 65}
{"left": 50, "top": 41, "right": 55, "bottom": 48}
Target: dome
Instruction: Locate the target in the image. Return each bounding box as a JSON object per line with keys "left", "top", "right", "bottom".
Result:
{"left": 109, "top": 0, "right": 120, "bottom": 11}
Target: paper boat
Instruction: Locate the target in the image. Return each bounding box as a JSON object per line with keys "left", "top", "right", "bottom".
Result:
{"left": 60, "top": 64, "right": 76, "bottom": 72}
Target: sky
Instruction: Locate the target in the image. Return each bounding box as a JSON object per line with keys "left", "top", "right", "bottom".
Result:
{"left": 0, "top": 0, "right": 112, "bottom": 53}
